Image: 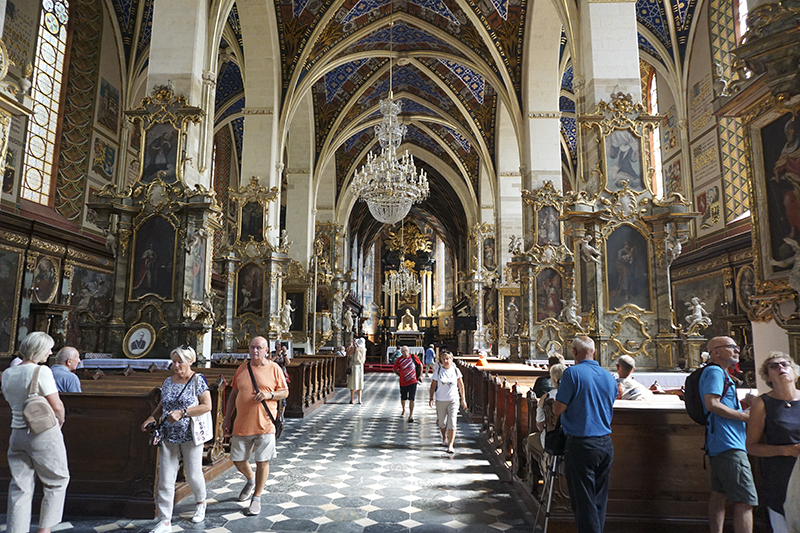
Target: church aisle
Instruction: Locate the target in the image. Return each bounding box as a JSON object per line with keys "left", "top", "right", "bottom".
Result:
{"left": 1, "top": 373, "right": 534, "bottom": 533}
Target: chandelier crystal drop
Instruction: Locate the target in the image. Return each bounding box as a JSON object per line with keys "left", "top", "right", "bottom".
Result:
{"left": 352, "top": 92, "right": 429, "bottom": 225}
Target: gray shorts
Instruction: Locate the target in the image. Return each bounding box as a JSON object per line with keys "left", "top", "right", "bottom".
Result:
{"left": 230, "top": 433, "right": 277, "bottom": 463}
{"left": 709, "top": 449, "right": 758, "bottom": 506}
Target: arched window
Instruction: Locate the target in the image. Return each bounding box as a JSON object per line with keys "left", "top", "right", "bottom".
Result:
{"left": 647, "top": 69, "right": 663, "bottom": 197}
{"left": 21, "top": 0, "right": 70, "bottom": 206}
{"left": 735, "top": 0, "right": 749, "bottom": 43}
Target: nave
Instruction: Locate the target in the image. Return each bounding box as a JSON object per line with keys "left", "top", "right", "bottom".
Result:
{"left": 0, "top": 374, "right": 534, "bottom": 533}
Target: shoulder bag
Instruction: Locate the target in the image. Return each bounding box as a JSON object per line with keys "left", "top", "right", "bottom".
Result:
{"left": 247, "top": 362, "right": 284, "bottom": 439}
{"left": 23, "top": 366, "right": 58, "bottom": 434}
{"left": 190, "top": 375, "right": 214, "bottom": 446}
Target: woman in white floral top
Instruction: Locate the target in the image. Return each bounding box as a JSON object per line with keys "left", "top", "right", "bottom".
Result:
{"left": 141, "top": 346, "right": 211, "bottom": 533}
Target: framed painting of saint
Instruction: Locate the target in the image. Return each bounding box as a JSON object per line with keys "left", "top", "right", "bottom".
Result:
{"left": 0, "top": 246, "right": 23, "bottom": 355}
{"left": 483, "top": 237, "right": 497, "bottom": 271}
{"left": 129, "top": 216, "right": 177, "bottom": 301}
{"left": 239, "top": 201, "right": 265, "bottom": 242}
{"left": 750, "top": 111, "right": 800, "bottom": 283}
{"left": 236, "top": 262, "right": 264, "bottom": 317}
{"left": 536, "top": 268, "right": 563, "bottom": 321}
{"left": 140, "top": 122, "right": 180, "bottom": 184}
{"left": 32, "top": 256, "right": 59, "bottom": 304}
{"left": 604, "top": 128, "right": 646, "bottom": 192}
{"left": 536, "top": 206, "right": 560, "bottom": 246}
{"left": 604, "top": 224, "right": 651, "bottom": 312}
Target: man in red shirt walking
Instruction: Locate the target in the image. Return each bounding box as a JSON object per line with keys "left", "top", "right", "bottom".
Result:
{"left": 393, "top": 345, "right": 422, "bottom": 422}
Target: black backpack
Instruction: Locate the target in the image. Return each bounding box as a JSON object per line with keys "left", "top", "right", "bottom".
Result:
{"left": 683, "top": 363, "right": 731, "bottom": 426}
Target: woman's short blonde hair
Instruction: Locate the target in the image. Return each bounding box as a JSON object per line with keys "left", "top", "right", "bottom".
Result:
{"left": 549, "top": 363, "right": 567, "bottom": 383}
{"left": 759, "top": 351, "right": 800, "bottom": 388}
{"left": 19, "top": 332, "right": 55, "bottom": 363}
{"left": 440, "top": 350, "right": 454, "bottom": 362}
{"left": 171, "top": 345, "right": 196, "bottom": 364}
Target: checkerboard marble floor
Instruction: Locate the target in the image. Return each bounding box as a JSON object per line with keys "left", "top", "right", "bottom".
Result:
{"left": 1, "top": 373, "right": 535, "bottom": 533}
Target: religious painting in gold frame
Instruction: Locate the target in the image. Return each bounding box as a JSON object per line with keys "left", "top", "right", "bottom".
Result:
{"left": 32, "top": 255, "right": 60, "bottom": 304}
{"left": 535, "top": 267, "right": 564, "bottom": 323}
{"left": 603, "top": 223, "right": 653, "bottom": 313}
{"left": 0, "top": 243, "right": 24, "bottom": 355}
{"left": 128, "top": 215, "right": 178, "bottom": 301}
{"left": 498, "top": 286, "right": 521, "bottom": 341}
{"left": 125, "top": 85, "right": 203, "bottom": 187}
{"left": 747, "top": 102, "right": 800, "bottom": 290}
{"left": 235, "top": 262, "right": 265, "bottom": 318}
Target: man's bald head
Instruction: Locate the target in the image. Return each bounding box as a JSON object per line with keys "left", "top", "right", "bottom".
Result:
{"left": 56, "top": 347, "right": 81, "bottom": 370}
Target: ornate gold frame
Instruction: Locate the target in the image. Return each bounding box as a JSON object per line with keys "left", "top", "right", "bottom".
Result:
{"left": 601, "top": 221, "right": 655, "bottom": 314}
{"left": 122, "top": 322, "right": 157, "bottom": 359}
{"left": 534, "top": 264, "right": 569, "bottom": 324}
{"left": 234, "top": 261, "right": 266, "bottom": 318}
{"left": 127, "top": 213, "right": 179, "bottom": 302}
{"left": 31, "top": 255, "right": 61, "bottom": 304}
{"left": 125, "top": 85, "right": 203, "bottom": 186}
{"left": 745, "top": 96, "right": 800, "bottom": 295}
{"left": 581, "top": 94, "right": 660, "bottom": 196}
{"left": 0, "top": 240, "right": 24, "bottom": 356}
{"left": 497, "top": 286, "right": 521, "bottom": 345}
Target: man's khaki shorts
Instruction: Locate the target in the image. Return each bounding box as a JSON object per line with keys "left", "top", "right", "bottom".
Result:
{"left": 230, "top": 433, "right": 277, "bottom": 463}
{"left": 709, "top": 449, "right": 758, "bottom": 506}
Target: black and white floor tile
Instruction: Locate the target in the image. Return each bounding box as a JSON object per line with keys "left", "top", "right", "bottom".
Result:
{"left": 1, "top": 373, "right": 535, "bottom": 533}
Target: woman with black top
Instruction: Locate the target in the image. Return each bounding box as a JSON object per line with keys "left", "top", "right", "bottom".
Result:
{"left": 746, "top": 351, "right": 800, "bottom": 533}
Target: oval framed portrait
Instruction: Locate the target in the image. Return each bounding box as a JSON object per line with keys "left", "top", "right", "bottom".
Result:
{"left": 123, "top": 323, "right": 156, "bottom": 358}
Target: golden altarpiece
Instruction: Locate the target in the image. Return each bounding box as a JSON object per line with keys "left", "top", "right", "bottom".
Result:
{"left": 87, "top": 85, "right": 222, "bottom": 360}
{"left": 509, "top": 94, "right": 697, "bottom": 369}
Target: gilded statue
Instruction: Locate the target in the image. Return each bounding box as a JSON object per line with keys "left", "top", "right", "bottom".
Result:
{"left": 386, "top": 222, "right": 431, "bottom": 255}
{"left": 398, "top": 309, "right": 418, "bottom": 331}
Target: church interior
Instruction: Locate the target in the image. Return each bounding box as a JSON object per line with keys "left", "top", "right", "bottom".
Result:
{"left": 1, "top": 0, "right": 800, "bottom": 530}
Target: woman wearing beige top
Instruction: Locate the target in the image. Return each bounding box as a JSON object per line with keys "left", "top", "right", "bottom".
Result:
{"left": 348, "top": 338, "right": 366, "bottom": 404}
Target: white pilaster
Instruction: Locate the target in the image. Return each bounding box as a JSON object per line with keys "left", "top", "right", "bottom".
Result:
{"left": 579, "top": 0, "right": 641, "bottom": 109}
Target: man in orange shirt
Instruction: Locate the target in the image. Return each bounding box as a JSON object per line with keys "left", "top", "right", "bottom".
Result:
{"left": 222, "top": 336, "right": 288, "bottom": 516}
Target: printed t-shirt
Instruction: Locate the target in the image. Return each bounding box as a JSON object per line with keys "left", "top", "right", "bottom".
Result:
{"left": 393, "top": 354, "right": 421, "bottom": 387}
{"left": 231, "top": 361, "right": 287, "bottom": 436}
{"left": 432, "top": 365, "right": 463, "bottom": 402}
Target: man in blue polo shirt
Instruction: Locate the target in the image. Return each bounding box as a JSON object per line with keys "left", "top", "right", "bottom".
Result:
{"left": 700, "top": 336, "right": 756, "bottom": 533}
{"left": 553, "top": 336, "right": 617, "bottom": 533}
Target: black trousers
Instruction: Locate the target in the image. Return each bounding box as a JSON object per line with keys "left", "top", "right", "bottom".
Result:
{"left": 563, "top": 434, "right": 614, "bottom": 533}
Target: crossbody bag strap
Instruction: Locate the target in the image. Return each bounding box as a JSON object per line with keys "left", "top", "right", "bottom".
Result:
{"left": 27, "top": 366, "right": 41, "bottom": 397}
{"left": 247, "top": 361, "right": 278, "bottom": 427}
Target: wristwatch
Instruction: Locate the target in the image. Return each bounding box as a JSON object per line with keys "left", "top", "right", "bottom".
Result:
{"left": 182, "top": 408, "right": 188, "bottom": 418}
{"left": 270, "top": 391, "right": 275, "bottom": 400}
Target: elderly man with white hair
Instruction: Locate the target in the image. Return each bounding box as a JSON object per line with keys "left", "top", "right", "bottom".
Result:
{"left": 51, "top": 347, "right": 82, "bottom": 393}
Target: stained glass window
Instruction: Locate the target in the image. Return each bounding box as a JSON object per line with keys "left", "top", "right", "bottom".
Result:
{"left": 21, "top": 0, "right": 70, "bottom": 206}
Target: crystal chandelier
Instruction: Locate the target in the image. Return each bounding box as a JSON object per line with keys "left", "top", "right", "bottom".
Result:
{"left": 382, "top": 222, "right": 422, "bottom": 298}
{"left": 351, "top": 19, "right": 428, "bottom": 225}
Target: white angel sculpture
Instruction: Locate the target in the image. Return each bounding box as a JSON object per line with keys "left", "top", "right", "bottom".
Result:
{"left": 683, "top": 297, "right": 712, "bottom": 335}
{"left": 666, "top": 227, "right": 685, "bottom": 266}
{"left": 560, "top": 293, "right": 585, "bottom": 331}
{"left": 508, "top": 234, "right": 525, "bottom": 256}
{"left": 577, "top": 235, "right": 601, "bottom": 264}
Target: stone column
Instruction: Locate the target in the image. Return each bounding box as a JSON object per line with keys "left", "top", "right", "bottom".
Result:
{"left": 224, "top": 255, "right": 237, "bottom": 352}
{"left": 285, "top": 167, "right": 314, "bottom": 269}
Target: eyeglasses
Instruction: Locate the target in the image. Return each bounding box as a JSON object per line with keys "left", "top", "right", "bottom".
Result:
{"left": 767, "top": 361, "right": 792, "bottom": 370}
{"left": 712, "top": 344, "right": 739, "bottom": 351}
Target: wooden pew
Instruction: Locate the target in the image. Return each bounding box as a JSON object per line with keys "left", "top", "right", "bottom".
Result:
{"left": 0, "top": 385, "right": 159, "bottom": 518}
{"left": 285, "top": 359, "right": 335, "bottom": 417}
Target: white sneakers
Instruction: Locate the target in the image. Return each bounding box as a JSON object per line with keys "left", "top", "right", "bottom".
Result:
{"left": 192, "top": 501, "right": 207, "bottom": 523}
{"left": 150, "top": 521, "right": 171, "bottom": 533}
